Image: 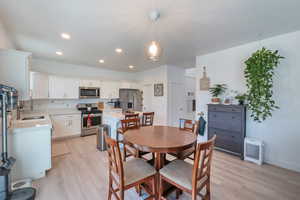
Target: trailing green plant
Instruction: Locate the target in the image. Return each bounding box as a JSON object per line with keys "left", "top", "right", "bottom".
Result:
{"left": 244, "top": 47, "right": 284, "bottom": 122}
{"left": 209, "top": 84, "right": 227, "bottom": 97}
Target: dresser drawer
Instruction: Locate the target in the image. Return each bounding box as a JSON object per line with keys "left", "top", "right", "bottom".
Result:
{"left": 208, "top": 128, "right": 242, "bottom": 142}
{"left": 215, "top": 139, "right": 242, "bottom": 154}
{"left": 208, "top": 112, "right": 242, "bottom": 132}
{"left": 208, "top": 105, "right": 243, "bottom": 113}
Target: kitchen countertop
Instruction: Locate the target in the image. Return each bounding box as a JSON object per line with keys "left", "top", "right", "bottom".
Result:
{"left": 11, "top": 112, "right": 52, "bottom": 132}
{"left": 23, "top": 108, "right": 81, "bottom": 116}
{"left": 103, "top": 111, "right": 143, "bottom": 120}
{"left": 11, "top": 108, "right": 81, "bottom": 132}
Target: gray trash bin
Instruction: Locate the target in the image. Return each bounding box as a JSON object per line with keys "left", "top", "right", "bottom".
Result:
{"left": 97, "top": 124, "right": 110, "bottom": 151}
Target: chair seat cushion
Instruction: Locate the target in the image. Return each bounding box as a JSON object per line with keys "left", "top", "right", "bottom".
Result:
{"left": 160, "top": 160, "right": 207, "bottom": 190}
{"left": 124, "top": 158, "right": 156, "bottom": 186}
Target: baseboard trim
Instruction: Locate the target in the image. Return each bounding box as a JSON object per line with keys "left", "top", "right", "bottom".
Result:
{"left": 264, "top": 159, "right": 300, "bottom": 173}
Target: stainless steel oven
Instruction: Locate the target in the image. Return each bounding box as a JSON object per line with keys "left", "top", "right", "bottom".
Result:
{"left": 79, "top": 87, "right": 100, "bottom": 99}
{"left": 81, "top": 112, "right": 102, "bottom": 136}
{"left": 77, "top": 103, "right": 103, "bottom": 136}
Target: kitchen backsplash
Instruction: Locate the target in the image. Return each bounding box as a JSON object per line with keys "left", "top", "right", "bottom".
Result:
{"left": 22, "top": 99, "right": 112, "bottom": 111}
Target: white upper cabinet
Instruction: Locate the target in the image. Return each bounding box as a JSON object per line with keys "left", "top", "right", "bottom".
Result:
{"left": 79, "top": 79, "right": 101, "bottom": 88}
{"left": 120, "top": 81, "right": 139, "bottom": 89}
{"left": 0, "top": 49, "right": 32, "bottom": 100}
{"left": 101, "top": 81, "right": 120, "bottom": 99}
{"left": 30, "top": 71, "right": 49, "bottom": 99}
{"left": 49, "top": 76, "right": 80, "bottom": 99}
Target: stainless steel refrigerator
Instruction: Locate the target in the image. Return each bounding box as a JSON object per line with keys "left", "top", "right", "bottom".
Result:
{"left": 119, "top": 89, "right": 143, "bottom": 112}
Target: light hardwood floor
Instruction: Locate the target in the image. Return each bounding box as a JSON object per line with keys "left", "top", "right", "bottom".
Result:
{"left": 33, "top": 135, "right": 300, "bottom": 200}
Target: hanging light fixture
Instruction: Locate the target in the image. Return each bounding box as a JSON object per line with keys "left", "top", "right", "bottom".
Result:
{"left": 146, "top": 10, "right": 162, "bottom": 62}
{"left": 146, "top": 40, "right": 162, "bottom": 62}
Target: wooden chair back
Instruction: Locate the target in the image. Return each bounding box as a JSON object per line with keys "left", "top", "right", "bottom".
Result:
{"left": 120, "top": 118, "right": 140, "bottom": 132}
{"left": 104, "top": 133, "right": 124, "bottom": 186}
{"left": 142, "top": 112, "right": 154, "bottom": 126}
{"left": 180, "top": 119, "right": 195, "bottom": 132}
{"left": 192, "top": 135, "right": 216, "bottom": 191}
{"left": 125, "top": 113, "right": 139, "bottom": 120}
{"left": 192, "top": 121, "right": 199, "bottom": 136}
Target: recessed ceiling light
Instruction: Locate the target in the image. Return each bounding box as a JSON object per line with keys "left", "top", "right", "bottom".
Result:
{"left": 99, "top": 59, "right": 104, "bottom": 63}
{"left": 61, "top": 33, "right": 71, "bottom": 40}
{"left": 128, "top": 65, "right": 135, "bottom": 69}
{"left": 115, "top": 48, "right": 123, "bottom": 53}
{"left": 56, "top": 51, "right": 63, "bottom": 55}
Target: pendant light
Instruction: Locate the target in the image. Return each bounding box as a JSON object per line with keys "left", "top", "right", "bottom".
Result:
{"left": 146, "top": 10, "right": 162, "bottom": 62}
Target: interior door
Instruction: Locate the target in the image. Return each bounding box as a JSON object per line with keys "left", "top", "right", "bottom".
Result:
{"left": 142, "top": 84, "right": 152, "bottom": 112}
{"left": 169, "top": 83, "right": 185, "bottom": 127}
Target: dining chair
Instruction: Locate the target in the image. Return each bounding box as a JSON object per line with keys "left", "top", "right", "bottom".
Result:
{"left": 159, "top": 135, "right": 216, "bottom": 200}
{"left": 179, "top": 119, "right": 195, "bottom": 132}
{"left": 105, "top": 134, "right": 157, "bottom": 200}
{"left": 125, "top": 113, "right": 139, "bottom": 120}
{"left": 116, "top": 118, "right": 140, "bottom": 161}
{"left": 117, "top": 118, "right": 152, "bottom": 161}
{"left": 142, "top": 112, "right": 155, "bottom": 126}
{"left": 169, "top": 121, "right": 199, "bottom": 160}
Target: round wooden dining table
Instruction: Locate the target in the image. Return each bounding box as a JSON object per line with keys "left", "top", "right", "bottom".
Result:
{"left": 124, "top": 125, "right": 197, "bottom": 171}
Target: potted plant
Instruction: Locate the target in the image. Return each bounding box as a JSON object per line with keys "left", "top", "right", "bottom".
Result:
{"left": 209, "top": 84, "right": 227, "bottom": 104}
{"left": 235, "top": 93, "right": 247, "bottom": 105}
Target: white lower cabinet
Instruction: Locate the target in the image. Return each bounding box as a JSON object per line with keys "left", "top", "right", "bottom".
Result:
{"left": 51, "top": 114, "right": 81, "bottom": 138}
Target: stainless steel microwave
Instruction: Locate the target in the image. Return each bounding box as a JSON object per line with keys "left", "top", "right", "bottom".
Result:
{"left": 79, "top": 87, "right": 100, "bottom": 99}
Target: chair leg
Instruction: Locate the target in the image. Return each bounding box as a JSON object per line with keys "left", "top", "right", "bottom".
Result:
{"left": 192, "top": 190, "right": 197, "bottom": 200}
{"left": 158, "top": 175, "right": 163, "bottom": 200}
{"left": 136, "top": 184, "right": 142, "bottom": 196}
{"left": 152, "top": 175, "right": 157, "bottom": 200}
{"left": 123, "top": 145, "right": 127, "bottom": 162}
{"left": 176, "top": 189, "right": 180, "bottom": 199}
{"left": 120, "top": 188, "right": 125, "bottom": 200}
{"left": 205, "top": 182, "right": 211, "bottom": 200}
{"left": 108, "top": 176, "right": 112, "bottom": 200}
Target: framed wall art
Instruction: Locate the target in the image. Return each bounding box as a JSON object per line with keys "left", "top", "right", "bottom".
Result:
{"left": 154, "top": 83, "right": 164, "bottom": 96}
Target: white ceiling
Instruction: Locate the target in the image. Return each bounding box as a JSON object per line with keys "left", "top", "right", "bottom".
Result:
{"left": 1, "top": 0, "right": 300, "bottom": 72}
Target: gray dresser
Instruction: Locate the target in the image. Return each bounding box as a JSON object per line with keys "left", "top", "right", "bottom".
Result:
{"left": 207, "top": 104, "right": 246, "bottom": 159}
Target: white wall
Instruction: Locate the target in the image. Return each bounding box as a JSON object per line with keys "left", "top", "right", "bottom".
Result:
{"left": 31, "top": 59, "right": 137, "bottom": 81}
{"left": 0, "top": 19, "right": 14, "bottom": 49}
{"left": 195, "top": 30, "right": 300, "bottom": 172}
{"left": 136, "top": 66, "right": 169, "bottom": 125}
{"left": 136, "top": 65, "right": 195, "bottom": 127}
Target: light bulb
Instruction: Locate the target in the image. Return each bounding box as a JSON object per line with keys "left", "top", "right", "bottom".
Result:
{"left": 146, "top": 41, "right": 162, "bottom": 61}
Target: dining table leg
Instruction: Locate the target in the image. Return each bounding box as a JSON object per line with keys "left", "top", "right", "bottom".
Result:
{"left": 154, "top": 152, "right": 166, "bottom": 200}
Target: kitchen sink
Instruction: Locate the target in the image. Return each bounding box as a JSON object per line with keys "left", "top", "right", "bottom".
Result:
{"left": 22, "top": 116, "right": 45, "bottom": 121}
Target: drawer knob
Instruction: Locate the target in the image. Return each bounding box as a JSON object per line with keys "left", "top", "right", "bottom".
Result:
{"left": 232, "top": 116, "right": 235, "bottom": 119}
